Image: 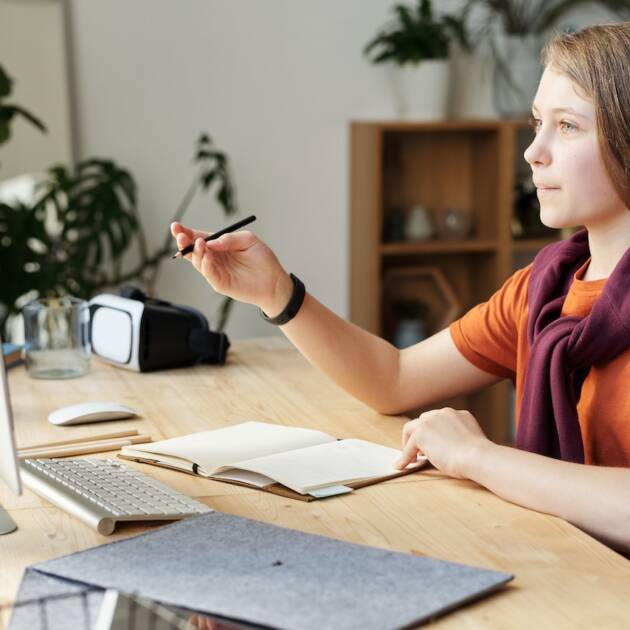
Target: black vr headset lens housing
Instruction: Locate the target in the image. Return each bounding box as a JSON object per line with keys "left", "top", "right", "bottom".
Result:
{"left": 89, "top": 292, "right": 229, "bottom": 372}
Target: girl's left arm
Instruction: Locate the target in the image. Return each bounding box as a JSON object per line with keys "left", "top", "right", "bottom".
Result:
{"left": 396, "top": 409, "right": 630, "bottom": 554}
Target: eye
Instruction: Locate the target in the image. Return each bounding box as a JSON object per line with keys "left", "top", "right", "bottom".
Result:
{"left": 528, "top": 116, "right": 542, "bottom": 133}
{"left": 559, "top": 120, "right": 578, "bottom": 133}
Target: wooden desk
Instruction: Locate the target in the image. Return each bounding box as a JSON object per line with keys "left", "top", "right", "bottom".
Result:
{"left": 2, "top": 337, "right": 629, "bottom": 627}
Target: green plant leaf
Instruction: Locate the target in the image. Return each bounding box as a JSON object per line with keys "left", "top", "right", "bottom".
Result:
{"left": 442, "top": 15, "right": 472, "bottom": 51}
{"left": 202, "top": 170, "right": 217, "bottom": 190}
{"left": 0, "top": 119, "right": 10, "bottom": 144}
{"left": 215, "top": 296, "right": 234, "bottom": 332}
{"left": 0, "top": 201, "right": 52, "bottom": 315}
{"left": 364, "top": 0, "right": 450, "bottom": 64}
{"left": 4, "top": 104, "right": 47, "bottom": 133}
{"left": 216, "top": 184, "right": 229, "bottom": 211}
{"left": 0, "top": 65, "right": 12, "bottom": 98}
{"left": 395, "top": 4, "right": 415, "bottom": 31}
{"left": 18, "top": 158, "right": 142, "bottom": 303}
{"left": 0, "top": 127, "right": 240, "bottom": 334}
{"left": 419, "top": 0, "right": 431, "bottom": 21}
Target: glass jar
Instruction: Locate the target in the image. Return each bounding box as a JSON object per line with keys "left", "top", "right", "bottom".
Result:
{"left": 23, "top": 297, "right": 90, "bottom": 379}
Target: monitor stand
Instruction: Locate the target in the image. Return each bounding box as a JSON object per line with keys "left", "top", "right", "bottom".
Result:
{"left": 0, "top": 504, "right": 17, "bottom": 534}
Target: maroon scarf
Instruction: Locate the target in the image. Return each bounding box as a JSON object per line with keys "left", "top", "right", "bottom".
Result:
{"left": 515, "top": 229, "right": 630, "bottom": 463}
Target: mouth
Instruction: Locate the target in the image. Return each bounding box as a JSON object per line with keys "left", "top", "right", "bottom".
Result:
{"left": 536, "top": 186, "right": 560, "bottom": 194}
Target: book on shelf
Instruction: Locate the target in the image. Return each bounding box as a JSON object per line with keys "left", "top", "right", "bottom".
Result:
{"left": 119, "top": 421, "right": 427, "bottom": 501}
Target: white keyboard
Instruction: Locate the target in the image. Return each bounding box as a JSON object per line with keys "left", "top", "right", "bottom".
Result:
{"left": 21, "top": 458, "right": 211, "bottom": 535}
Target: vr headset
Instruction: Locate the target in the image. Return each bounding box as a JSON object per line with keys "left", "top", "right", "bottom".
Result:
{"left": 88, "top": 288, "right": 230, "bottom": 372}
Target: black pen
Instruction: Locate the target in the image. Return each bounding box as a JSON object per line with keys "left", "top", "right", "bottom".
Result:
{"left": 172, "top": 215, "right": 257, "bottom": 259}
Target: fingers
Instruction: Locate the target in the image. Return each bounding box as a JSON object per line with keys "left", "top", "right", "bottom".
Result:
{"left": 395, "top": 433, "right": 423, "bottom": 470}
{"left": 172, "top": 223, "right": 256, "bottom": 264}
{"left": 191, "top": 237, "right": 208, "bottom": 272}
{"left": 176, "top": 232, "right": 194, "bottom": 259}
{"left": 398, "top": 416, "right": 426, "bottom": 469}
{"left": 171, "top": 222, "right": 194, "bottom": 239}
{"left": 402, "top": 418, "right": 421, "bottom": 448}
{"left": 171, "top": 222, "right": 209, "bottom": 244}
{"left": 205, "top": 230, "right": 256, "bottom": 252}
{"left": 189, "top": 238, "right": 222, "bottom": 288}
{"left": 200, "top": 246, "right": 218, "bottom": 283}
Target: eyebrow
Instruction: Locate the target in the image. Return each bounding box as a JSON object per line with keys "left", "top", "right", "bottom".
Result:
{"left": 531, "top": 105, "right": 592, "bottom": 120}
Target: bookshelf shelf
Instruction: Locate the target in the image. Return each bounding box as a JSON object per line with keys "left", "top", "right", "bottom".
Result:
{"left": 380, "top": 240, "right": 499, "bottom": 255}
{"left": 349, "top": 119, "right": 555, "bottom": 444}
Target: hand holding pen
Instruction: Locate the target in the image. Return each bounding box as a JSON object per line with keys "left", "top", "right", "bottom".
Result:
{"left": 172, "top": 215, "right": 257, "bottom": 258}
{"left": 170, "top": 216, "right": 294, "bottom": 318}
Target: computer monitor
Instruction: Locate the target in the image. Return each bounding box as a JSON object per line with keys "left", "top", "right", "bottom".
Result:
{"left": 0, "top": 335, "right": 22, "bottom": 535}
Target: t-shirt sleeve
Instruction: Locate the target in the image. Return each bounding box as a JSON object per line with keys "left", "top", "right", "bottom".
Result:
{"left": 449, "top": 264, "right": 532, "bottom": 381}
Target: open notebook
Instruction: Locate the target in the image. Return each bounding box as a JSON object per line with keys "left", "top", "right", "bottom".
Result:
{"left": 119, "top": 421, "right": 427, "bottom": 500}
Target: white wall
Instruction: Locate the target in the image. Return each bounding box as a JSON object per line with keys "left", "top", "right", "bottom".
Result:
{"left": 0, "top": 1, "right": 73, "bottom": 180}
{"left": 66, "top": 0, "right": 617, "bottom": 340}
{"left": 67, "top": 0, "right": 464, "bottom": 339}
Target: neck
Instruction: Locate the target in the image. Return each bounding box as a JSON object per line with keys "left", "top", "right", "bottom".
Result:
{"left": 582, "top": 212, "right": 630, "bottom": 281}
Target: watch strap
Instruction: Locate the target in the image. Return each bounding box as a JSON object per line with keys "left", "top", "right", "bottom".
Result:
{"left": 259, "top": 273, "right": 305, "bottom": 326}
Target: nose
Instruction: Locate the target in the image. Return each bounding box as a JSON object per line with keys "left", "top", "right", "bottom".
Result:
{"left": 523, "top": 130, "right": 551, "bottom": 167}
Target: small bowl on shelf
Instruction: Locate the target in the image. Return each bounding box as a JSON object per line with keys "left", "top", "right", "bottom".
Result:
{"left": 435, "top": 208, "right": 473, "bottom": 240}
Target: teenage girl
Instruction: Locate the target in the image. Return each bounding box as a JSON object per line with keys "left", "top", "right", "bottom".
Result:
{"left": 172, "top": 23, "right": 630, "bottom": 553}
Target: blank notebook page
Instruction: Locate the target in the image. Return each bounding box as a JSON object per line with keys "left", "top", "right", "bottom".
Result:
{"left": 130, "top": 421, "right": 335, "bottom": 472}
{"left": 232, "top": 439, "right": 426, "bottom": 494}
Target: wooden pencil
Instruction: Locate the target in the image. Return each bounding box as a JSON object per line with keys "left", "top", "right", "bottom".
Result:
{"left": 18, "top": 435, "right": 152, "bottom": 459}
{"left": 20, "top": 429, "right": 139, "bottom": 452}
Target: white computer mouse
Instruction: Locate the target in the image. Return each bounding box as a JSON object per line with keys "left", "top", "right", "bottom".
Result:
{"left": 48, "top": 401, "right": 138, "bottom": 426}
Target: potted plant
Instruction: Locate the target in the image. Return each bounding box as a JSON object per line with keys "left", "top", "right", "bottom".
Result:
{"left": 0, "top": 133, "right": 238, "bottom": 337}
{"left": 364, "top": 0, "right": 453, "bottom": 119}
{"left": 448, "top": 0, "right": 630, "bottom": 117}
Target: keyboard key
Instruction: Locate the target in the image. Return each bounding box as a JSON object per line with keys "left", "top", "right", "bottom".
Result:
{"left": 21, "top": 458, "right": 211, "bottom": 533}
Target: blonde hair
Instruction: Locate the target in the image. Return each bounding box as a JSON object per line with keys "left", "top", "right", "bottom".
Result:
{"left": 542, "top": 23, "right": 630, "bottom": 209}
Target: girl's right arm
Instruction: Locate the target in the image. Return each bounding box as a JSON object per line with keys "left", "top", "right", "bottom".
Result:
{"left": 172, "top": 223, "right": 500, "bottom": 415}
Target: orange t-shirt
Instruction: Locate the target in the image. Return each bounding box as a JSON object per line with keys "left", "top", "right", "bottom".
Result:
{"left": 449, "top": 261, "right": 630, "bottom": 466}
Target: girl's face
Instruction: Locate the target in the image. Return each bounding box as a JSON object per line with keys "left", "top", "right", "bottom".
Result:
{"left": 524, "top": 66, "right": 626, "bottom": 230}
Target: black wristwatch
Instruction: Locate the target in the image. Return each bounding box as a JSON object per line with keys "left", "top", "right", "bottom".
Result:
{"left": 259, "top": 273, "right": 306, "bottom": 326}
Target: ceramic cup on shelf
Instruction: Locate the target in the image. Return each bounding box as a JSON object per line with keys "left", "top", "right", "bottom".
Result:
{"left": 436, "top": 208, "right": 473, "bottom": 240}
{"left": 404, "top": 205, "right": 434, "bottom": 241}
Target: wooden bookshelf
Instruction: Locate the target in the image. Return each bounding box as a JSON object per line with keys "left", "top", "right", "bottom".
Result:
{"left": 511, "top": 237, "right": 558, "bottom": 252}
{"left": 380, "top": 240, "right": 499, "bottom": 255}
{"left": 349, "top": 119, "right": 557, "bottom": 444}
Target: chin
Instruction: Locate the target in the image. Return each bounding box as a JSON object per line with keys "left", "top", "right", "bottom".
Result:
{"left": 539, "top": 206, "right": 577, "bottom": 230}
